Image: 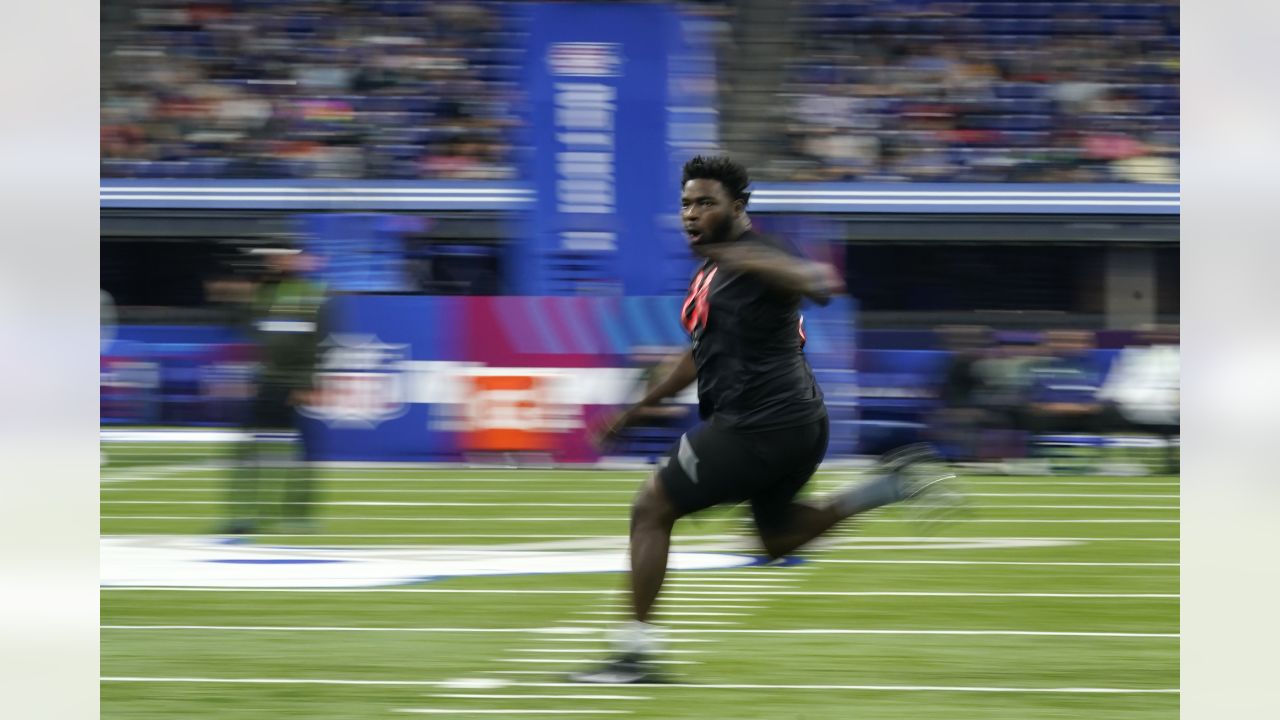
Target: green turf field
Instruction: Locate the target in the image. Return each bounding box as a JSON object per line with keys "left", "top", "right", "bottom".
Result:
{"left": 101, "top": 441, "right": 1179, "bottom": 718}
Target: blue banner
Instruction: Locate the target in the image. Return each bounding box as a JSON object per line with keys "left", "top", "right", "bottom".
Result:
{"left": 518, "top": 2, "right": 684, "bottom": 295}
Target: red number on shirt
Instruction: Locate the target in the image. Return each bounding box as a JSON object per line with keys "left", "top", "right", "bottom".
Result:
{"left": 681, "top": 267, "right": 718, "bottom": 334}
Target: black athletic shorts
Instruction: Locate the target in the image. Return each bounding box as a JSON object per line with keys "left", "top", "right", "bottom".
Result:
{"left": 657, "top": 414, "right": 829, "bottom": 532}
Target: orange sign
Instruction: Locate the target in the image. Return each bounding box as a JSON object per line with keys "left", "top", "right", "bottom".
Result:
{"left": 464, "top": 375, "right": 550, "bottom": 452}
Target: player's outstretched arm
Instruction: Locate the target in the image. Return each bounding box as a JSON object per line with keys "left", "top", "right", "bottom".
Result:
{"left": 699, "top": 243, "right": 843, "bottom": 304}
{"left": 592, "top": 348, "right": 696, "bottom": 446}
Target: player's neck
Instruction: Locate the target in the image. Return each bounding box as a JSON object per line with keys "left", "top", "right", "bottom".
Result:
{"left": 729, "top": 216, "right": 752, "bottom": 242}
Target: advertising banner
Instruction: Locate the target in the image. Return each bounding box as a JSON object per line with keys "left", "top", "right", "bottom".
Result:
{"left": 294, "top": 294, "right": 856, "bottom": 462}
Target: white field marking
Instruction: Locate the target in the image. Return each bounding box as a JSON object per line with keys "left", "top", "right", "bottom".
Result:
{"left": 534, "top": 637, "right": 711, "bottom": 644}
{"left": 99, "top": 677, "right": 1180, "bottom": 694}
{"left": 101, "top": 517, "right": 631, "bottom": 523}
{"left": 99, "top": 525, "right": 650, "bottom": 535}
{"left": 101, "top": 485, "right": 1181, "bottom": 501}
{"left": 660, "top": 579, "right": 798, "bottom": 586}
{"left": 96, "top": 528, "right": 1179, "bottom": 543}
{"left": 101, "top": 625, "right": 559, "bottom": 634}
{"left": 498, "top": 658, "right": 696, "bottom": 665}
{"left": 107, "top": 474, "right": 654, "bottom": 484}
{"left": 432, "top": 694, "right": 647, "bottom": 701}
{"left": 914, "top": 479, "right": 1179, "bottom": 486}
{"left": 665, "top": 576, "right": 795, "bottom": 584}
{"left": 569, "top": 620, "right": 739, "bottom": 626}
{"left": 101, "top": 588, "right": 1177, "bottom": 599}
{"left": 577, "top": 611, "right": 749, "bottom": 617}
{"left": 110, "top": 479, "right": 1175, "bottom": 496}
{"left": 101, "top": 465, "right": 222, "bottom": 483}
{"left": 966, "top": 493, "right": 1179, "bottom": 499}
{"left": 867, "top": 519, "right": 1178, "bottom": 524}
{"left": 513, "top": 648, "right": 705, "bottom": 655}
{"left": 692, "top": 571, "right": 813, "bottom": 578}
{"left": 599, "top": 603, "right": 764, "bottom": 610}
{"left": 396, "top": 710, "right": 628, "bottom": 715}
{"left": 962, "top": 505, "right": 1178, "bottom": 510}
{"left": 101, "top": 510, "right": 1179, "bottom": 524}
{"left": 678, "top": 569, "right": 811, "bottom": 575}
{"left": 101, "top": 512, "right": 1176, "bottom": 524}
{"left": 97, "top": 497, "right": 1177, "bottom": 512}
{"left": 103, "top": 490, "right": 1181, "bottom": 510}
{"left": 103, "top": 516, "right": 637, "bottom": 523}
{"left": 101, "top": 487, "right": 654, "bottom": 494}
{"left": 815, "top": 559, "right": 1178, "bottom": 568}
{"left": 101, "top": 624, "right": 1177, "bottom": 638}
{"left": 488, "top": 670, "right": 597, "bottom": 676}
{"left": 811, "top": 480, "right": 1180, "bottom": 488}
{"left": 439, "top": 678, "right": 510, "bottom": 689}
{"left": 101, "top": 500, "right": 634, "bottom": 507}
{"left": 682, "top": 592, "right": 1178, "bottom": 599}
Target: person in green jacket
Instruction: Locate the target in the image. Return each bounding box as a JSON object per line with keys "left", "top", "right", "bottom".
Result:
{"left": 222, "top": 245, "right": 328, "bottom": 535}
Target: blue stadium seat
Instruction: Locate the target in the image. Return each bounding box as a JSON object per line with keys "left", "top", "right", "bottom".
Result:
{"left": 994, "top": 82, "right": 1046, "bottom": 99}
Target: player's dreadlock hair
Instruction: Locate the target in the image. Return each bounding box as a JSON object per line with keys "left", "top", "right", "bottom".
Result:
{"left": 682, "top": 155, "right": 751, "bottom": 207}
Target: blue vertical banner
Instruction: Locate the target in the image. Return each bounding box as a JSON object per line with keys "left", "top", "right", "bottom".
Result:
{"left": 519, "top": 2, "right": 688, "bottom": 296}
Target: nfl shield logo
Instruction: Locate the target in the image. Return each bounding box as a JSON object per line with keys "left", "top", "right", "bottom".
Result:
{"left": 300, "top": 335, "right": 410, "bottom": 428}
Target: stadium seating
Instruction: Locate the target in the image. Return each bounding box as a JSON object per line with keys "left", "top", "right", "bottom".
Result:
{"left": 772, "top": 0, "right": 1179, "bottom": 182}
{"left": 101, "top": 0, "right": 524, "bottom": 179}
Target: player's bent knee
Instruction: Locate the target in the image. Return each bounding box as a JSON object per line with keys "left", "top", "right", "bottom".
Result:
{"left": 631, "top": 473, "right": 679, "bottom": 530}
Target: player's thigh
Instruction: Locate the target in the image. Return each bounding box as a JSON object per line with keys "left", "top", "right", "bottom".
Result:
{"left": 657, "top": 422, "right": 769, "bottom": 517}
{"left": 749, "top": 416, "right": 830, "bottom": 533}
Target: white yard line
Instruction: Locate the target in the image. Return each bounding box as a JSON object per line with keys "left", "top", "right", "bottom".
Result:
{"left": 101, "top": 495, "right": 1179, "bottom": 506}
{"left": 99, "top": 499, "right": 1177, "bottom": 509}
{"left": 100, "top": 588, "right": 1177, "bottom": 598}
{"left": 98, "top": 529, "right": 1180, "bottom": 542}
{"left": 103, "top": 517, "right": 633, "bottom": 523}
{"left": 99, "top": 676, "right": 1179, "bottom": 694}
{"left": 101, "top": 487, "right": 649, "bottom": 494}
{"left": 512, "top": 649, "right": 704, "bottom": 655}
{"left": 660, "top": 584, "right": 800, "bottom": 591}
{"left": 498, "top": 658, "right": 696, "bottom": 665}
{"left": 102, "top": 500, "right": 635, "bottom": 507}
{"left": 664, "top": 576, "right": 796, "bottom": 584}
{"left": 101, "top": 509, "right": 1181, "bottom": 523}
{"left": 102, "top": 624, "right": 1175, "bottom": 637}
{"left": 397, "top": 709, "right": 628, "bottom": 715}
{"left": 966, "top": 493, "right": 1178, "bottom": 498}
{"left": 663, "top": 591, "right": 1179, "bottom": 599}
{"left": 105, "top": 474, "right": 655, "bottom": 484}
{"left": 816, "top": 559, "right": 1178, "bottom": 567}
{"left": 102, "top": 530, "right": 639, "bottom": 540}
{"left": 869, "top": 519, "right": 1178, "bottom": 524}
{"left": 432, "top": 693, "right": 646, "bottom": 700}
{"left": 99, "top": 485, "right": 1184, "bottom": 504}
{"left": 568, "top": 620, "right": 739, "bottom": 626}
{"left": 577, "top": 611, "right": 749, "bottom": 617}
{"left": 809, "top": 480, "right": 1179, "bottom": 488}
{"left": 533, "top": 637, "right": 710, "bottom": 644}
{"left": 599, "top": 603, "right": 764, "bottom": 610}
{"left": 488, "top": 670, "right": 598, "bottom": 675}
{"left": 965, "top": 505, "right": 1178, "bottom": 510}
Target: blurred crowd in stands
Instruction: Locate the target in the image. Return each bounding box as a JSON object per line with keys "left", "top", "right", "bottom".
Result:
{"left": 101, "top": 0, "right": 525, "bottom": 180}
{"left": 765, "top": 0, "right": 1179, "bottom": 182}
{"left": 101, "top": 0, "right": 1178, "bottom": 183}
